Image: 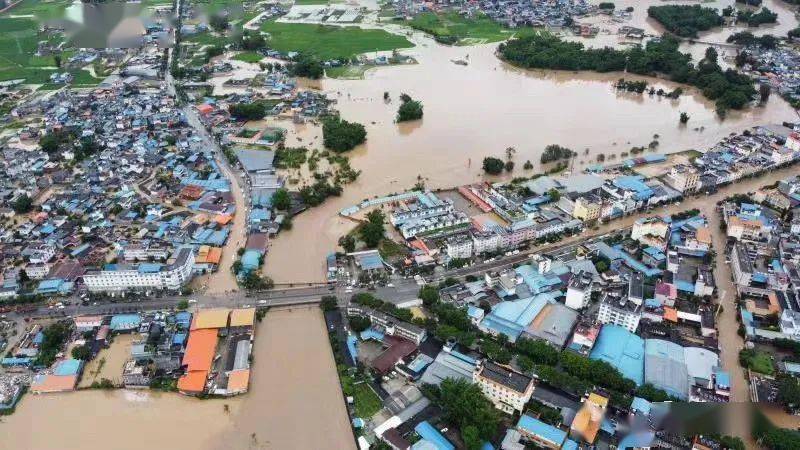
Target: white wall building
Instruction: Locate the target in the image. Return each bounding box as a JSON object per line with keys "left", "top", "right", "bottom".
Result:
{"left": 597, "top": 296, "right": 641, "bottom": 333}
{"left": 473, "top": 361, "right": 535, "bottom": 414}
{"left": 83, "top": 247, "right": 195, "bottom": 293}
{"left": 565, "top": 272, "right": 593, "bottom": 310}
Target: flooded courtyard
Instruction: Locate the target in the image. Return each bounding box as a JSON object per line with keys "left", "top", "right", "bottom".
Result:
{"left": 262, "top": 28, "right": 798, "bottom": 283}
{"left": 0, "top": 307, "right": 353, "bottom": 450}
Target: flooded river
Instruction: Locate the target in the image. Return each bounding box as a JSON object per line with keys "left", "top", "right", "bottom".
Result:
{"left": 1, "top": 307, "right": 354, "bottom": 450}
{"left": 262, "top": 27, "right": 798, "bottom": 283}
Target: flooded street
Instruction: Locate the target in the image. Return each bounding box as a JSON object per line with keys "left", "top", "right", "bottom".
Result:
{"left": 1, "top": 307, "right": 352, "bottom": 450}
{"left": 263, "top": 30, "right": 798, "bottom": 283}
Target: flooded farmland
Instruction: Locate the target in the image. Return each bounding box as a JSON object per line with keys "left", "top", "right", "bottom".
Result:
{"left": 262, "top": 29, "right": 798, "bottom": 283}
{"left": 0, "top": 307, "right": 353, "bottom": 450}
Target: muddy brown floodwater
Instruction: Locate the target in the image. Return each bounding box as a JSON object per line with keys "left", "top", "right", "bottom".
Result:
{"left": 1, "top": 307, "right": 354, "bottom": 450}
{"left": 262, "top": 29, "right": 798, "bottom": 283}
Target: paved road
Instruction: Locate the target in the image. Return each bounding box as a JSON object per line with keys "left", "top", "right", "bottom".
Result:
{"left": 184, "top": 106, "right": 250, "bottom": 294}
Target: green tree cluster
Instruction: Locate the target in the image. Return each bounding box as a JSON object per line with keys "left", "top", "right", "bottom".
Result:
{"left": 646, "top": 5, "right": 723, "bottom": 38}
{"left": 349, "top": 316, "right": 371, "bottom": 332}
{"left": 560, "top": 351, "right": 636, "bottom": 393}
{"left": 272, "top": 188, "right": 291, "bottom": 211}
{"left": 482, "top": 157, "right": 504, "bottom": 175}
{"left": 498, "top": 32, "right": 757, "bottom": 116}
{"left": 229, "top": 102, "right": 267, "bottom": 120}
{"left": 299, "top": 179, "right": 342, "bottom": 206}
{"left": 515, "top": 337, "right": 559, "bottom": 366}
{"left": 39, "top": 130, "right": 71, "bottom": 154}
{"left": 418, "top": 285, "right": 440, "bottom": 306}
{"left": 12, "top": 194, "right": 33, "bottom": 214}
{"left": 727, "top": 31, "right": 777, "bottom": 49}
{"left": 209, "top": 14, "right": 229, "bottom": 32}
{"left": 396, "top": 93, "right": 424, "bottom": 122}
{"left": 71, "top": 345, "right": 92, "bottom": 361}
{"left": 289, "top": 53, "right": 324, "bottom": 79}
{"left": 737, "top": 7, "right": 778, "bottom": 27}
{"left": 540, "top": 144, "right": 574, "bottom": 164}
{"left": 359, "top": 210, "right": 385, "bottom": 248}
{"left": 434, "top": 378, "right": 500, "bottom": 448}
{"left": 752, "top": 410, "right": 800, "bottom": 450}
{"left": 338, "top": 234, "right": 356, "bottom": 252}
{"left": 35, "top": 321, "right": 72, "bottom": 367}
{"left": 322, "top": 117, "right": 367, "bottom": 152}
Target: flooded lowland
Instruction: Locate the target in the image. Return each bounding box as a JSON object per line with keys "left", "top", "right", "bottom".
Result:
{"left": 1, "top": 307, "right": 353, "bottom": 450}
{"left": 263, "top": 27, "right": 798, "bottom": 283}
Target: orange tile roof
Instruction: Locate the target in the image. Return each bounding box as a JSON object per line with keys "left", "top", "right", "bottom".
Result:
{"left": 196, "top": 104, "right": 214, "bottom": 115}
{"left": 205, "top": 247, "right": 222, "bottom": 265}
{"left": 695, "top": 227, "right": 712, "bottom": 245}
{"left": 663, "top": 307, "right": 678, "bottom": 323}
{"left": 182, "top": 329, "right": 218, "bottom": 372}
{"left": 177, "top": 370, "right": 208, "bottom": 393}
{"left": 30, "top": 374, "right": 78, "bottom": 393}
{"left": 214, "top": 214, "right": 233, "bottom": 225}
{"left": 227, "top": 369, "right": 250, "bottom": 393}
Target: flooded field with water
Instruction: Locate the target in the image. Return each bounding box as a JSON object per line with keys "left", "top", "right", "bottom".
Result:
{"left": 1, "top": 307, "right": 352, "bottom": 450}
{"left": 262, "top": 27, "right": 798, "bottom": 283}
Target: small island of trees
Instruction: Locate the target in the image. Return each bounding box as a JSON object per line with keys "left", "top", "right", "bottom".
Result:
{"left": 647, "top": 5, "right": 723, "bottom": 38}
{"left": 482, "top": 157, "right": 505, "bottom": 175}
{"left": 322, "top": 116, "right": 367, "bottom": 152}
{"left": 498, "top": 32, "right": 757, "bottom": 116}
{"left": 396, "top": 93, "right": 424, "bottom": 122}
{"left": 540, "top": 144, "right": 575, "bottom": 164}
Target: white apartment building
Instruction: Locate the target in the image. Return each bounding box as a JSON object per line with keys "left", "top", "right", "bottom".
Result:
{"left": 565, "top": 272, "right": 593, "bottom": 310}
{"left": 597, "top": 294, "right": 642, "bottom": 333}
{"left": 446, "top": 235, "right": 473, "bottom": 259}
{"left": 123, "top": 243, "right": 171, "bottom": 261}
{"left": 474, "top": 361, "right": 535, "bottom": 414}
{"left": 24, "top": 263, "right": 50, "bottom": 280}
{"left": 83, "top": 247, "right": 195, "bottom": 293}
{"left": 472, "top": 231, "right": 502, "bottom": 255}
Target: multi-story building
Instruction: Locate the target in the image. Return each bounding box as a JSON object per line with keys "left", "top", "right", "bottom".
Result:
{"left": 473, "top": 360, "right": 535, "bottom": 414}
{"left": 565, "top": 271, "right": 593, "bottom": 310}
{"left": 446, "top": 235, "right": 473, "bottom": 259}
{"left": 346, "top": 304, "right": 427, "bottom": 345}
{"left": 665, "top": 164, "right": 699, "bottom": 193}
{"left": 82, "top": 247, "right": 195, "bottom": 293}
{"left": 572, "top": 195, "right": 602, "bottom": 222}
{"left": 123, "top": 242, "right": 171, "bottom": 261}
{"left": 730, "top": 242, "right": 753, "bottom": 288}
{"left": 631, "top": 216, "right": 670, "bottom": 250}
{"left": 472, "top": 231, "right": 502, "bottom": 255}
{"left": 597, "top": 291, "right": 642, "bottom": 333}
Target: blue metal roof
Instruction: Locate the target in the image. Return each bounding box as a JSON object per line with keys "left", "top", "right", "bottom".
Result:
{"left": 715, "top": 370, "right": 731, "bottom": 388}
{"left": 413, "top": 421, "right": 454, "bottom": 450}
{"left": 630, "top": 397, "right": 652, "bottom": 415}
{"left": 590, "top": 325, "right": 645, "bottom": 385}
{"left": 516, "top": 415, "right": 566, "bottom": 446}
{"left": 360, "top": 328, "right": 384, "bottom": 342}
{"left": 357, "top": 253, "right": 384, "bottom": 271}
{"left": 110, "top": 314, "right": 142, "bottom": 331}
{"left": 138, "top": 263, "right": 162, "bottom": 274}
{"left": 241, "top": 250, "right": 261, "bottom": 271}
{"left": 54, "top": 359, "right": 82, "bottom": 376}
